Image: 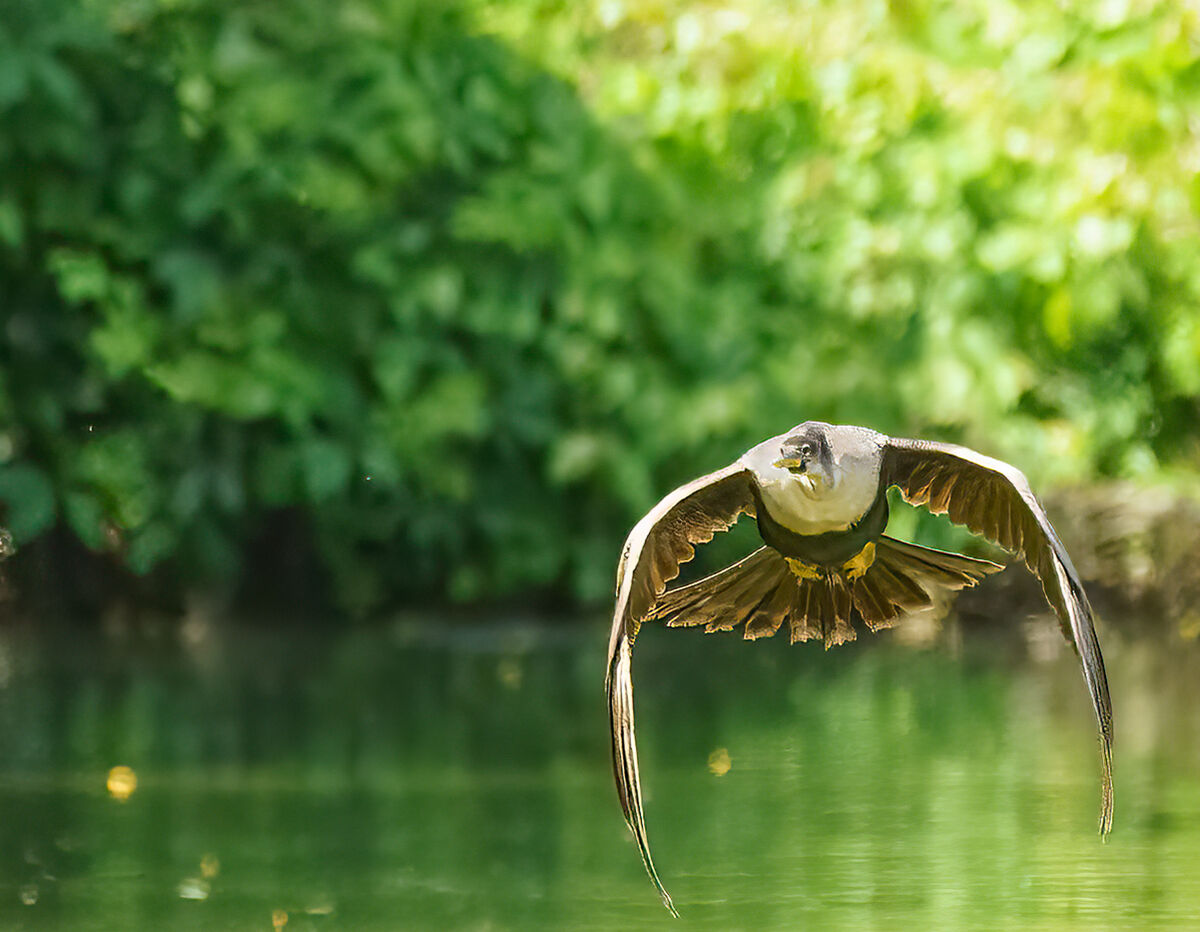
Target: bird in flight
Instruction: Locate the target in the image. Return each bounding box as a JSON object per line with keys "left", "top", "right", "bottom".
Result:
{"left": 606, "top": 421, "right": 1113, "bottom": 916}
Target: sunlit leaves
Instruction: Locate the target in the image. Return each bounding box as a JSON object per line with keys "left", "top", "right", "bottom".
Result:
{"left": 1, "top": 0, "right": 1198, "bottom": 613}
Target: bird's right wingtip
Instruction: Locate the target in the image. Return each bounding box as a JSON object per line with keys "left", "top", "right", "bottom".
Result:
{"left": 1098, "top": 736, "right": 1114, "bottom": 838}
{"left": 642, "top": 848, "right": 678, "bottom": 917}
{"left": 610, "top": 633, "right": 679, "bottom": 916}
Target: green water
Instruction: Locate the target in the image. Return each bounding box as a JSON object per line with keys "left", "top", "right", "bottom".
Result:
{"left": 0, "top": 616, "right": 1196, "bottom": 931}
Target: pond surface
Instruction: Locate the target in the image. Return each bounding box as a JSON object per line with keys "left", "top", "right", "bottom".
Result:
{"left": 0, "top": 612, "right": 1196, "bottom": 931}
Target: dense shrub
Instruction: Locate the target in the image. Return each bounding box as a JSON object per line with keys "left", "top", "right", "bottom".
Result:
{"left": 0, "top": 0, "right": 1197, "bottom": 614}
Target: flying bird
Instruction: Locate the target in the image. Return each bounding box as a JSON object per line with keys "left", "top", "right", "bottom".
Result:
{"left": 606, "top": 422, "right": 1113, "bottom": 915}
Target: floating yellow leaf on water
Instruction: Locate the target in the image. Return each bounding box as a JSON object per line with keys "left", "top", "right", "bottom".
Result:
{"left": 106, "top": 765, "right": 137, "bottom": 800}
{"left": 707, "top": 747, "right": 732, "bottom": 776}
{"left": 201, "top": 853, "right": 220, "bottom": 878}
{"left": 272, "top": 909, "right": 288, "bottom": 929}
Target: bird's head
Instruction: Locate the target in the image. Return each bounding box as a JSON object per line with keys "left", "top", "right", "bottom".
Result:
{"left": 773, "top": 422, "right": 835, "bottom": 491}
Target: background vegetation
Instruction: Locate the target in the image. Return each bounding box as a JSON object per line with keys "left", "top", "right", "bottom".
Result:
{"left": 0, "top": 0, "right": 1197, "bottom": 616}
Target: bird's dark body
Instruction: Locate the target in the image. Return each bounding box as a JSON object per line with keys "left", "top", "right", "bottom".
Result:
{"left": 750, "top": 484, "right": 890, "bottom": 567}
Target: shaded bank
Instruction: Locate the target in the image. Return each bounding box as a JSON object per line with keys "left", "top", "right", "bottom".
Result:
{"left": 2, "top": 482, "right": 1199, "bottom": 635}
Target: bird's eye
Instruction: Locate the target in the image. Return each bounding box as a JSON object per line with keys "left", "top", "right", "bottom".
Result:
{"left": 801, "top": 444, "right": 813, "bottom": 458}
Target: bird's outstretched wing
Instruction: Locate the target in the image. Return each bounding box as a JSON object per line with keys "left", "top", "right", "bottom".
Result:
{"left": 606, "top": 463, "right": 755, "bottom": 916}
{"left": 881, "top": 437, "right": 1114, "bottom": 834}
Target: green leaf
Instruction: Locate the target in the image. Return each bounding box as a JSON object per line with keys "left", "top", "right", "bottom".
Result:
{"left": 300, "top": 437, "right": 352, "bottom": 502}
{"left": 0, "top": 463, "right": 56, "bottom": 541}
{"left": 48, "top": 250, "right": 110, "bottom": 303}
{"left": 64, "top": 490, "right": 107, "bottom": 550}
{"left": 127, "top": 522, "right": 177, "bottom": 575}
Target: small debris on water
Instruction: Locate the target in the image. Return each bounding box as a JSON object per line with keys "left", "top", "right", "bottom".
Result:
{"left": 178, "top": 878, "right": 210, "bottom": 901}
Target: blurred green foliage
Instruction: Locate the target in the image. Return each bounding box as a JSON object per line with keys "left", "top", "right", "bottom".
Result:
{"left": 0, "top": 0, "right": 1198, "bottom": 613}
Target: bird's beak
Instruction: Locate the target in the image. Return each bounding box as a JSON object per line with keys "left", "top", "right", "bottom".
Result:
{"left": 773, "top": 457, "right": 805, "bottom": 471}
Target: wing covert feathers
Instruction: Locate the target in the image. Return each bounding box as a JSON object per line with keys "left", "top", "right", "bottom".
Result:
{"left": 882, "top": 437, "right": 1114, "bottom": 835}
{"left": 605, "top": 464, "right": 755, "bottom": 689}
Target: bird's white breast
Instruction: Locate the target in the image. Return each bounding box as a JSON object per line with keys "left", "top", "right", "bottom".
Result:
{"left": 740, "top": 426, "right": 884, "bottom": 535}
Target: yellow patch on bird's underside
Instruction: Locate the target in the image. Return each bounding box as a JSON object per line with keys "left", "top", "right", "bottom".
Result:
{"left": 786, "top": 541, "right": 877, "bottom": 581}
{"left": 842, "top": 541, "right": 876, "bottom": 579}
{"left": 785, "top": 557, "right": 823, "bottom": 579}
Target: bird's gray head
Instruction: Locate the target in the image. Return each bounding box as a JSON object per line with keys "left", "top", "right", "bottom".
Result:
{"left": 773, "top": 421, "right": 836, "bottom": 490}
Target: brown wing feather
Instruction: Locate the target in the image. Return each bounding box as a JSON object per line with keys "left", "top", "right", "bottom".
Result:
{"left": 605, "top": 463, "right": 755, "bottom": 916}
{"left": 649, "top": 547, "right": 779, "bottom": 629}
{"left": 882, "top": 437, "right": 1114, "bottom": 835}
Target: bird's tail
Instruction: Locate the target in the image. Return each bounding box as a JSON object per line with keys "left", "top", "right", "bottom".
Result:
{"left": 853, "top": 536, "right": 1005, "bottom": 633}
{"left": 650, "top": 537, "right": 1003, "bottom": 646}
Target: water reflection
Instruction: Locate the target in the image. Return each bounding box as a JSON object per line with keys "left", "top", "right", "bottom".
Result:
{"left": 0, "top": 617, "right": 1194, "bottom": 929}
